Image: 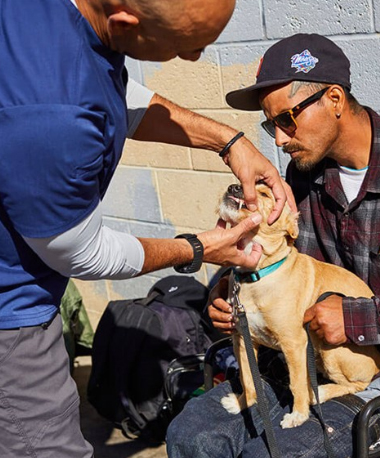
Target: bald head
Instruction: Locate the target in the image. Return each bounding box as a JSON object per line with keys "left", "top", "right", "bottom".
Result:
{"left": 89, "top": 0, "right": 235, "bottom": 61}
{"left": 130, "top": 0, "right": 234, "bottom": 25}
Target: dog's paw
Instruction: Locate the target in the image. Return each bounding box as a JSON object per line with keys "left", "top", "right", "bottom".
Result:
{"left": 317, "top": 386, "right": 328, "bottom": 403}
{"left": 221, "top": 393, "right": 241, "bottom": 414}
{"left": 280, "top": 411, "right": 309, "bottom": 429}
{"left": 310, "top": 386, "right": 327, "bottom": 405}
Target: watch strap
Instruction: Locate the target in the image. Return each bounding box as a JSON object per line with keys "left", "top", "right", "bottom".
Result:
{"left": 174, "top": 234, "right": 204, "bottom": 274}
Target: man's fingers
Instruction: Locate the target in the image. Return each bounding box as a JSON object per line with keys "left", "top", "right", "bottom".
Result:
{"left": 240, "top": 183, "right": 258, "bottom": 212}
{"left": 283, "top": 181, "right": 297, "bottom": 213}
{"left": 208, "top": 305, "right": 235, "bottom": 332}
{"left": 303, "top": 307, "right": 316, "bottom": 324}
{"left": 208, "top": 295, "right": 235, "bottom": 334}
{"left": 267, "top": 180, "right": 296, "bottom": 225}
{"left": 208, "top": 300, "right": 232, "bottom": 317}
{"left": 267, "top": 197, "right": 286, "bottom": 225}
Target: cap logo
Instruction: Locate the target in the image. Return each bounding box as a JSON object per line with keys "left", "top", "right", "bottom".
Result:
{"left": 291, "top": 49, "right": 319, "bottom": 74}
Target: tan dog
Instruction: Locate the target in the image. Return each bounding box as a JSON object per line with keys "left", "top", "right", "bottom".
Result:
{"left": 218, "top": 182, "right": 380, "bottom": 428}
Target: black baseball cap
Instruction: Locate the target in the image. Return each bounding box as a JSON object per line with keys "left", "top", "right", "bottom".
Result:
{"left": 226, "top": 33, "right": 351, "bottom": 111}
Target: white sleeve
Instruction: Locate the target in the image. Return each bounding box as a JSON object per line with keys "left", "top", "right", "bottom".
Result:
{"left": 126, "top": 77, "right": 154, "bottom": 138}
{"left": 23, "top": 203, "right": 145, "bottom": 280}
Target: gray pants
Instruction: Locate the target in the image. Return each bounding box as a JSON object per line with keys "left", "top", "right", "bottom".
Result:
{"left": 0, "top": 314, "right": 93, "bottom": 457}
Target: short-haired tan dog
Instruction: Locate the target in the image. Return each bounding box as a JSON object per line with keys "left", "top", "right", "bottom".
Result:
{"left": 218, "top": 182, "right": 380, "bottom": 428}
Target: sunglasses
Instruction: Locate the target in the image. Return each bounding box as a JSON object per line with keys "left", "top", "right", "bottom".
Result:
{"left": 261, "top": 87, "right": 329, "bottom": 138}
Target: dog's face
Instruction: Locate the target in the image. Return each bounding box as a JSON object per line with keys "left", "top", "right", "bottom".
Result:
{"left": 218, "top": 183, "right": 299, "bottom": 264}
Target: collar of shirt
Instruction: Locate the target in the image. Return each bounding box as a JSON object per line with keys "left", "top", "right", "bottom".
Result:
{"left": 313, "top": 108, "right": 380, "bottom": 207}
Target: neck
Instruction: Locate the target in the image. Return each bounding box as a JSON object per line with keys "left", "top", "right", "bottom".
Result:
{"left": 76, "top": 0, "right": 111, "bottom": 47}
{"left": 330, "top": 108, "right": 372, "bottom": 169}
{"left": 254, "top": 237, "right": 293, "bottom": 271}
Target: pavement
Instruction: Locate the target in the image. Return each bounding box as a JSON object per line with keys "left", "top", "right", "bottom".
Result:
{"left": 73, "top": 356, "right": 168, "bottom": 458}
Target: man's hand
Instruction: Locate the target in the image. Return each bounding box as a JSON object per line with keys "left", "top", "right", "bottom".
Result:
{"left": 227, "top": 136, "right": 297, "bottom": 224}
{"left": 133, "top": 93, "right": 296, "bottom": 224}
{"left": 139, "top": 211, "right": 263, "bottom": 274}
{"left": 303, "top": 295, "right": 348, "bottom": 345}
{"left": 207, "top": 277, "right": 235, "bottom": 334}
{"left": 197, "top": 212, "right": 263, "bottom": 270}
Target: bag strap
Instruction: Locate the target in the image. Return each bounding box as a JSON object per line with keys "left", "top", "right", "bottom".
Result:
{"left": 305, "top": 291, "right": 345, "bottom": 458}
{"left": 137, "top": 290, "right": 161, "bottom": 307}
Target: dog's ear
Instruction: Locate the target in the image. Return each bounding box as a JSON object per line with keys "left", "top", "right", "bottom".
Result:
{"left": 286, "top": 211, "right": 299, "bottom": 239}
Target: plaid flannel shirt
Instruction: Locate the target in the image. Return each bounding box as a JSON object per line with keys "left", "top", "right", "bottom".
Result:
{"left": 286, "top": 108, "right": 380, "bottom": 345}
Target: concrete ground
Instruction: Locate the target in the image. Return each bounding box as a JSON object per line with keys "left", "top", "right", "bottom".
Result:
{"left": 73, "top": 356, "right": 168, "bottom": 458}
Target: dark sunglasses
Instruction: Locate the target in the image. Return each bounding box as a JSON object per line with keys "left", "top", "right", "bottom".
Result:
{"left": 261, "top": 86, "right": 329, "bottom": 138}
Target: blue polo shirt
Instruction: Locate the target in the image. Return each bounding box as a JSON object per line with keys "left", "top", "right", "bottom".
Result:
{"left": 0, "top": 0, "right": 128, "bottom": 328}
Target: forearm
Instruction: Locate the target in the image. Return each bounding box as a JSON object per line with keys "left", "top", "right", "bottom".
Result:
{"left": 24, "top": 204, "right": 145, "bottom": 280}
{"left": 132, "top": 92, "right": 236, "bottom": 151}
{"left": 139, "top": 212, "right": 263, "bottom": 274}
{"left": 343, "top": 296, "right": 380, "bottom": 345}
{"left": 132, "top": 92, "right": 292, "bottom": 216}
{"left": 137, "top": 237, "right": 194, "bottom": 275}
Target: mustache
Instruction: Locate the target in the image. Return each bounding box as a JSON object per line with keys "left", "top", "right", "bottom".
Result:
{"left": 282, "top": 143, "right": 304, "bottom": 154}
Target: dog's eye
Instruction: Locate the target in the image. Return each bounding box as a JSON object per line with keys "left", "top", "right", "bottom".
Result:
{"left": 259, "top": 191, "right": 270, "bottom": 198}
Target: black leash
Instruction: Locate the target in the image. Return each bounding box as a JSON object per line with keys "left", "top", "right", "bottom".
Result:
{"left": 232, "top": 279, "right": 281, "bottom": 458}
{"left": 305, "top": 291, "right": 345, "bottom": 458}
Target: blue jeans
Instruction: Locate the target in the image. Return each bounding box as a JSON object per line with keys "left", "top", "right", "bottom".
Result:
{"left": 166, "top": 377, "right": 369, "bottom": 458}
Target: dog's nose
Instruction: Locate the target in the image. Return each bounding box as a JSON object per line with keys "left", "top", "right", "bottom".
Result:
{"left": 228, "top": 184, "right": 243, "bottom": 198}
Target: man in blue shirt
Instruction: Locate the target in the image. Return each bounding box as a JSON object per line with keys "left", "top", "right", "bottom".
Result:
{"left": 0, "top": 0, "right": 293, "bottom": 456}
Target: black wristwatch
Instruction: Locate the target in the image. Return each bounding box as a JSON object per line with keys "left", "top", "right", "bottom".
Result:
{"left": 174, "top": 234, "right": 204, "bottom": 274}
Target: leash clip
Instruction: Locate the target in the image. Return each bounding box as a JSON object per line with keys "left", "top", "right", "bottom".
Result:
{"left": 231, "top": 277, "right": 245, "bottom": 316}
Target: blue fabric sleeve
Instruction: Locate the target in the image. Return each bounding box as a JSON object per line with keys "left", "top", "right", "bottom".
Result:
{"left": 0, "top": 104, "right": 107, "bottom": 238}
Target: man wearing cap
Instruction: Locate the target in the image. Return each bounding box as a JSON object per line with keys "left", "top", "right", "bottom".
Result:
{"left": 0, "top": 1, "right": 297, "bottom": 457}
{"left": 167, "top": 33, "right": 380, "bottom": 458}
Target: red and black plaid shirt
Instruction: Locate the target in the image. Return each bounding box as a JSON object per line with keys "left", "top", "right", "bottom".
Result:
{"left": 286, "top": 108, "right": 380, "bottom": 345}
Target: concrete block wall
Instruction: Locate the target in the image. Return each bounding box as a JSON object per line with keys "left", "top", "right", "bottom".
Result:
{"left": 75, "top": 0, "right": 380, "bottom": 329}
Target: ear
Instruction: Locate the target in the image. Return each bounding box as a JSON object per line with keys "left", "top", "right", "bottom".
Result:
{"left": 326, "top": 85, "right": 345, "bottom": 117}
{"left": 107, "top": 10, "right": 140, "bottom": 36}
{"left": 286, "top": 211, "right": 299, "bottom": 239}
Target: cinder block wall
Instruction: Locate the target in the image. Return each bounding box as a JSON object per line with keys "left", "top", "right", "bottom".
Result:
{"left": 75, "top": 0, "right": 380, "bottom": 329}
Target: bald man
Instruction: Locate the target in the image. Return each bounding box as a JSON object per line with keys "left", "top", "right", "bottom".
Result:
{"left": 0, "top": 0, "right": 293, "bottom": 456}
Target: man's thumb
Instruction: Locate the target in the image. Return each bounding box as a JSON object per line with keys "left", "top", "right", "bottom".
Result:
{"left": 232, "top": 213, "right": 262, "bottom": 241}
{"left": 238, "top": 212, "right": 262, "bottom": 233}
{"left": 247, "top": 242, "right": 262, "bottom": 267}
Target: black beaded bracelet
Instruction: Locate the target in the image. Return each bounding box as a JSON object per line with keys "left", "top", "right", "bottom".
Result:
{"left": 218, "top": 131, "right": 245, "bottom": 158}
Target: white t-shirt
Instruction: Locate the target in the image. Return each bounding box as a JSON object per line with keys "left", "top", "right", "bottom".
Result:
{"left": 338, "top": 165, "right": 368, "bottom": 203}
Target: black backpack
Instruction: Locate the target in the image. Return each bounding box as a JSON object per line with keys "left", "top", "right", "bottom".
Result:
{"left": 87, "top": 275, "right": 222, "bottom": 443}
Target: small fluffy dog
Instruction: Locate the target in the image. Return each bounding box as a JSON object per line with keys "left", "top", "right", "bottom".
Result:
{"left": 218, "top": 182, "right": 380, "bottom": 428}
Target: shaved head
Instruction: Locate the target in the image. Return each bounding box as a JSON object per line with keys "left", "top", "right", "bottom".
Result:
{"left": 81, "top": 0, "right": 235, "bottom": 61}
{"left": 128, "top": 0, "right": 235, "bottom": 37}
{"left": 102, "top": 0, "right": 234, "bottom": 26}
